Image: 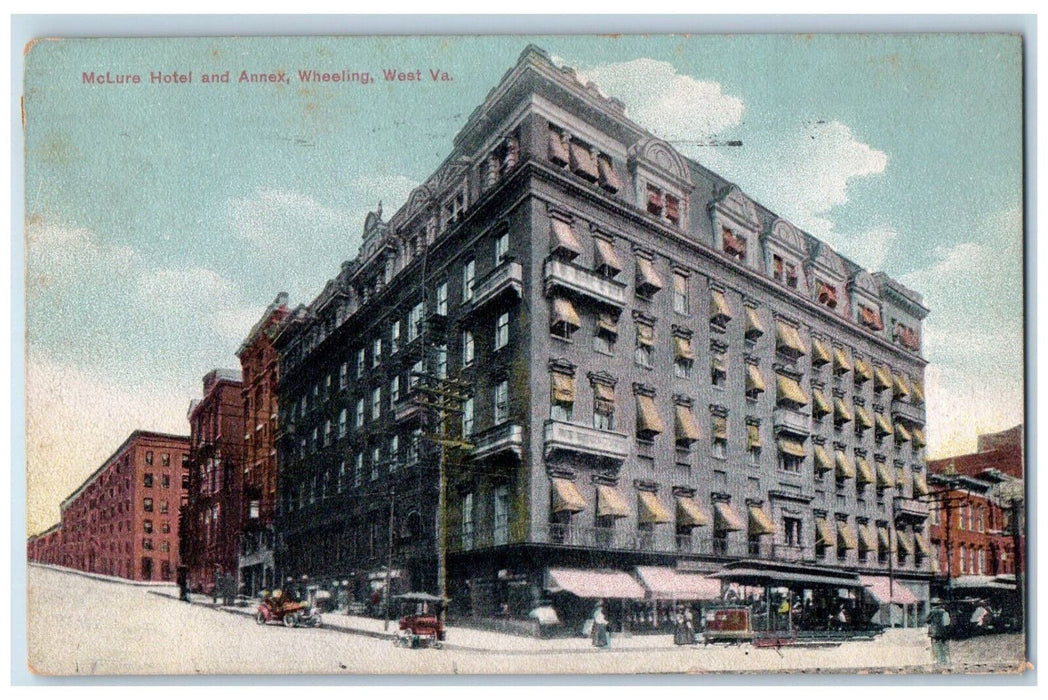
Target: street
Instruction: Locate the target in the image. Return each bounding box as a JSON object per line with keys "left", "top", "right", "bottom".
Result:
{"left": 26, "top": 565, "right": 1026, "bottom": 676}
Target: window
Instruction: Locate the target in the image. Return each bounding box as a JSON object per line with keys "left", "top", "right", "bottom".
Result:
{"left": 390, "top": 376, "right": 400, "bottom": 407}
{"left": 143, "top": 520, "right": 153, "bottom": 534}
{"left": 495, "top": 232, "right": 509, "bottom": 265}
{"left": 408, "top": 303, "right": 423, "bottom": 341}
{"left": 673, "top": 272, "right": 689, "bottom": 314}
{"left": 142, "top": 538, "right": 153, "bottom": 551}
{"left": 339, "top": 362, "right": 349, "bottom": 389}
{"left": 390, "top": 321, "right": 401, "bottom": 354}
{"left": 372, "top": 387, "right": 382, "bottom": 420}
{"left": 356, "top": 348, "right": 366, "bottom": 378}
{"left": 462, "top": 259, "right": 475, "bottom": 302}
{"left": 493, "top": 486, "right": 509, "bottom": 546}
{"left": 462, "top": 397, "right": 475, "bottom": 436}
{"left": 816, "top": 281, "right": 838, "bottom": 309}
{"left": 711, "top": 417, "right": 728, "bottom": 459}
{"left": 161, "top": 453, "right": 170, "bottom": 467}
{"left": 635, "top": 323, "right": 654, "bottom": 368}
{"left": 408, "top": 429, "right": 422, "bottom": 466}
{"left": 978, "top": 507, "right": 985, "bottom": 532}
{"left": 159, "top": 500, "right": 168, "bottom": 514}
{"left": 143, "top": 473, "right": 154, "bottom": 488}
{"left": 550, "top": 297, "right": 580, "bottom": 341}
{"left": 462, "top": 492, "right": 475, "bottom": 550}
{"left": 161, "top": 522, "right": 170, "bottom": 534}
{"left": 389, "top": 436, "right": 399, "bottom": 472}
{"left": 355, "top": 399, "right": 365, "bottom": 428}
{"left": 711, "top": 349, "right": 727, "bottom": 389}
{"left": 143, "top": 498, "right": 153, "bottom": 512}
{"left": 594, "top": 390, "right": 615, "bottom": 431}
{"left": 323, "top": 420, "right": 332, "bottom": 446}
{"left": 783, "top": 517, "right": 802, "bottom": 548}
{"left": 436, "top": 281, "right": 448, "bottom": 316}
{"left": 372, "top": 337, "right": 383, "bottom": 368}
{"left": 747, "top": 425, "right": 762, "bottom": 466}
{"left": 311, "top": 426, "right": 318, "bottom": 453}
{"left": 722, "top": 227, "right": 746, "bottom": 262}
{"left": 495, "top": 313, "right": 510, "bottom": 349}
{"left": 772, "top": 255, "right": 800, "bottom": 289}
{"left": 371, "top": 446, "right": 381, "bottom": 481}
{"left": 435, "top": 345, "right": 448, "bottom": 379}
{"left": 161, "top": 474, "right": 170, "bottom": 489}
{"left": 410, "top": 359, "right": 423, "bottom": 388}
{"left": 182, "top": 474, "right": 190, "bottom": 489}
{"left": 674, "top": 335, "right": 694, "bottom": 379}
{"left": 145, "top": 451, "right": 154, "bottom": 465}
{"left": 338, "top": 408, "right": 348, "bottom": 438}
{"left": 462, "top": 330, "right": 475, "bottom": 365}
{"left": 354, "top": 453, "right": 363, "bottom": 487}
{"left": 249, "top": 500, "right": 260, "bottom": 519}
{"left": 494, "top": 380, "right": 509, "bottom": 424}
{"left": 550, "top": 371, "right": 574, "bottom": 423}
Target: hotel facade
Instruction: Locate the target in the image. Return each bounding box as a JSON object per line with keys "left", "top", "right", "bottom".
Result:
{"left": 273, "top": 46, "right": 932, "bottom": 627}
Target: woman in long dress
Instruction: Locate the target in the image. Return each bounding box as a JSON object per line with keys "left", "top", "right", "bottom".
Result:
{"left": 591, "top": 601, "right": 610, "bottom": 648}
{"left": 673, "top": 605, "right": 689, "bottom": 645}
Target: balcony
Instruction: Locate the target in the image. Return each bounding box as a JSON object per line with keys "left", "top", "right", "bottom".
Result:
{"left": 471, "top": 423, "right": 524, "bottom": 461}
{"left": 472, "top": 260, "right": 523, "bottom": 310}
{"left": 543, "top": 420, "right": 629, "bottom": 463}
{"left": 394, "top": 395, "right": 424, "bottom": 423}
{"left": 890, "top": 400, "right": 925, "bottom": 425}
{"left": 895, "top": 498, "right": 930, "bottom": 521}
{"left": 773, "top": 408, "right": 812, "bottom": 436}
{"left": 544, "top": 259, "right": 627, "bottom": 308}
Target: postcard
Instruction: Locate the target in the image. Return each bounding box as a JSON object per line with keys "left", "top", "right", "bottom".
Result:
{"left": 22, "top": 32, "right": 1027, "bottom": 676}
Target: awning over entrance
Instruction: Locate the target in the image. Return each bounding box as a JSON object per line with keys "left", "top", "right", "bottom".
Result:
{"left": 546, "top": 567, "right": 646, "bottom": 599}
{"left": 635, "top": 566, "right": 722, "bottom": 601}
{"left": 860, "top": 575, "right": 919, "bottom": 605}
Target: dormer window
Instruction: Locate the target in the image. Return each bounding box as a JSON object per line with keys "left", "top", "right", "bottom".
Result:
{"left": 722, "top": 228, "right": 746, "bottom": 262}
{"left": 858, "top": 304, "right": 884, "bottom": 331}
{"left": 646, "top": 184, "right": 663, "bottom": 217}
{"left": 665, "top": 195, "right": 681, "bottom": 225}
{"left": 816, "top": 281, "right": 838, "bottom": 309}
{"left": 597, "top": 155, "right": 621, "bottom": 193}
{"left": 569, "top": 139, "right": 599, "bottom": 182}
{"left": 773, "top": 255, "right": 800, "bottom": 289}
{"left": 896, "top": 323, "right": 921, "bottom": 351}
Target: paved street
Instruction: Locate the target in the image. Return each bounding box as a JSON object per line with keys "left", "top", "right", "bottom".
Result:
{"left": 26, "top": 565, "right": 1026, "bottom": 676}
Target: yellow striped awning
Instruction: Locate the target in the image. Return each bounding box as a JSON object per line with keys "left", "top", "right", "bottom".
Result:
{"left": 856, "top": 406, "right": 874, "bottom": 431}
{"left": 596, "top": 484, "right": 630, "bottom": 518}
{"left": 714, "top": 502, "right": 745, "bottom": 532}
{"left": 711, "top": 289, "right": 733, "bottom": 323}
{"left": 550, "top": 218, "right": 583, "bottom": 258}
{"left": 776, "top": 374, "right": 809, "bottom": 406}
{"left": 676, "top": 496, "right": 710, "bottom": 528}
{"left": 875, "top": 413, "right": 893, "bottom": 437}
{"left": 893, "top": 373, "right": 911, "bottom": 400}
{"left": 746, "top": 365, "right": 767, "bottom": 394}
{"left": 874, "top": 366, "right": 893, "bottom": 391}
{"left": 913, "top": 428, "right": 927, "bottom": 449}
{"left": 895, "top": 422, "right": 912, "bottom": 443}
{"left": 636, "top": 395, "right": 665, "bottom": 436}
{"left": 835, "top": 449, "right": 856, "bottom": 480}
{"left": 551, "top": 371, "right": 575, "bottom": 404}
{"left": 778, "top": 437, "right": 806, "bottom": 458}
{"left": 834, "top": 398, "right": 853, "bottom": 423}
{"left": 854, "top": 358, "right": 873, "bottom": 383}
{"left": 812, "top": 339, "right": 832, "bottom": 367}
{"left": 813, "top": 389, "right": 831, "bottom": 417}
{"left": 745, "top": 307, "right": 765, "bottom": 338}
{"left": 836, "top": 521, "right": 858, "bottom": 550}
{"left": 674, "top": 335, "right": 695, "bottom": 361}
{"left": 674, "top": 404, "right": 701, "bottom": 444}
{"left": 856, "top": 457, "right": 875, "bottom": 486}
{"left": 637, "top": 257, "right": 664, "bottom": 293}
{"left": 815, "top": 517, "right": 836, "bottom": 547}
{"left": 551, "top": 297, "right": 580, "bottom": 330}
{"left": 859, "top": 523, "right": 879, "bottom": 554}
{"left": 638, "top": 491, "right": 672, "bottom": 525}
{"left": 896, "top": 529, "right": 914, "bottom": 555}
{"left": 776, "top": 321, "right": 807, "bottom": 356}
{"left": 833, "top": 347, "right": 852, "bottom": 374}
{"left": 912, "top": 380, "right": 925, "bottom": 404}
{"left": 747, "top": 424, "right": 762, "bottom": 449}
{"left": 913, "top": 472, "right": 929, "bottom": 497}
{"left": 551, "top": 478, "right": 586, "bottom": 514}
{"left": 594, "top": 237, "right": 623, "bottom": 276}
{"left": 876, "top": 461, "right": 895, "bottom": 489}
{"left": 748, "top": 506, "right": 776, "bottom": 536}
{"left": 814, "top": 444, "right": 833, "bottom": 473}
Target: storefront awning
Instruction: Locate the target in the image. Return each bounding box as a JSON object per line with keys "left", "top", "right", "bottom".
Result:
{"left": 748, "top": 506, "right": 776, "bottom": 536}
{"left": 745, "top": 307, "right": 765, "bottom": 338}
{"left": 860, "top": 575, "right": 919, "bottom": 605}
{"left": 710, "top": 565, "right": 860, "bottom": 589}
{"left": 594, "top": 237, "right": 623, "bottom": 276}
{"left": 638, "top": 491, "right": 672, "bottom": 525}
{"left": 551, "top": 478, "right": 586, "bottom": 514}
{"left": 776, "top": 374, "right": 809, "bottom": 406}
{"left": 596, "top": 484, "right": 630, "bottom": 519}
{"left": 547, "top": 567, "right": 646, "bottom": 599}
{"left": 550, "top": 218, "right": 583, "bottom": 258}
{"left": 676, "top": 496, "right": 710, "bottom": 527}
{"left": 714, "top": 502, "right": 745, "bottom": 532}
{"left": 635, "top": 566, "right": 722, "bottom": 601}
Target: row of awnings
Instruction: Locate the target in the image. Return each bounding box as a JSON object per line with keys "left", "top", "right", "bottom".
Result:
{"left": 814, "top": 517, "right": 931, "bottom": 557}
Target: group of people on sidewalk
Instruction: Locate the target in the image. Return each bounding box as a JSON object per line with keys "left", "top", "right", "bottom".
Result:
{"left": 584, "top": 601, "right": 698, "bottom": 648}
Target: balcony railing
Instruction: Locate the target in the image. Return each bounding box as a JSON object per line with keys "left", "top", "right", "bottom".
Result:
{"left": 472, "top": 260, "right": 523, "bottom": 310}
{"left": 773, "top": 408, "right": 812, "bottom": 436}
{"left": 544, "top": 259, "right": 627, "bottom": 308}
{"left": 543, "top": 420, "right": 629, "bottom": 463}
{"left": 895, "top": 498, "right": 930, "bottom": 520}
{"left": 890, "top": 400, "right": 925, "bottom": 425}
{"left": 471, "top": 423, "right": 523, "bottom": 461}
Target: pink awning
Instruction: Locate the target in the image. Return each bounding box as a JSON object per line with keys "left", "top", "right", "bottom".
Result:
{"left": 860, "top": 575, "right": 919, "bottom": 605}
{"left": 546, "top": 568, "right": 646, "bottom": 600}
{"left": 635, "top": 566, "right": 722, "bottom": 601}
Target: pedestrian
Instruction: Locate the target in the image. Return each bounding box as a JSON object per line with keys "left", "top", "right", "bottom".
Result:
{"left": 928, "top": 605, "right": 951, "bottom": 666}
{"left": 591, "top": 600, "right": 610, "bottom": 648}
{"left": 684, "top": 605, "right": 696, "bottom": 645}
{"left": 673, "top": 605, "right": 688, "bottom": 645}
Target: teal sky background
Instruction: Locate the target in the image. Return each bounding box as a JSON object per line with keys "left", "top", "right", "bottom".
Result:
{"left": 23, "top": 34, "right": 1023, "bottom": 533}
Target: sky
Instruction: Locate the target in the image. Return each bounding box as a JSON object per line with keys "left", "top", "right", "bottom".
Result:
{"left": 22, "top": 34, "right": 1024, "bottom": 534}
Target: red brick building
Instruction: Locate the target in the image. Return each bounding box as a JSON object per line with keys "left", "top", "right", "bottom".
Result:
{"left": 27, "top": 523, "right": 62, "bottom": 565}
{"left": 926, "top": 472, "right": 1020, "bottom": 579}
{"left": 934, "top": 424, "right": 1023, "bottom": 480}
{"left": 52, "top": 431, "right": 190, "bottom": 581}
{"left": 184, "top": 368, "right": 245, "bottom": 593}
{"left": 235, "top": 293, "right": 289, "bottom": 595}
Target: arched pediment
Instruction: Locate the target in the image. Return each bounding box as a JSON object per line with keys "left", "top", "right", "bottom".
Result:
{"left": 628, "top": 137, "right": 692, "bottom": 186}
{"left": 767, "top": 218, "right": 807, "bottom": 256}
{"left": 431, "top": 157, "right": 471, "bottom": 194}
{"left": 711, "top": 184, "right": 760, "bottom": 232}
{"left": 811, "top": 241, "right": 847, "bottom": 278}
{"left": 851, "top": 269, "right": 879, "bottom": 296}
{"left": 404, "top": 185, "right": 435, "bottom": 222}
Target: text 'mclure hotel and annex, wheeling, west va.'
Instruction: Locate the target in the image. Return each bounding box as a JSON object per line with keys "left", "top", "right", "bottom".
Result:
{"left": 36, "top": 45, "right": 935, "bottom": 631}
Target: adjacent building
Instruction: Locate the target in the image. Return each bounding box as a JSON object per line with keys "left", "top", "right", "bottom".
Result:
{"left": 271, "top": 45, "right": 933, "bottom": 628}
{"left": 53, "top": 431, "right": 190, "bottom": 581}
{"left": 235, "top": 293, "right": 290, "bottom": 595}
{"left": 184, "top": 369, "right": 246, "bottom": 593}
{"left": 27, "top": 523, "right": 62, "bottom": 566}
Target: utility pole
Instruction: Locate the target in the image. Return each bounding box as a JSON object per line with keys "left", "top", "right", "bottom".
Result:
{"left": 383, "top": 483, "right": 396, "bottom": 631}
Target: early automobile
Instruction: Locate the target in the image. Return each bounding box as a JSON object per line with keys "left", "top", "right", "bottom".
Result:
{"left": 392, "top": 592, "right": 446, "bottom": 649}
{"left": 255, "top": 590, "right": 322, "bottom": 628}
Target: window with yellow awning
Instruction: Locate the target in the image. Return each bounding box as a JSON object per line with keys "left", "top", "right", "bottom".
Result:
{"left": 745, "top": 307, "right": 765, "bottom": 339}
{"left": 811, "top": 338, "right": 832, "bottom": 367}
{"left": 833, "top": 347, "right": 852, "bottom": 374}
{"left": 550, "top": 217, "right": 583, "bottom": 259}
{"left": 835, "top": 449, "right": 856, "bottom": 480}
{"left": 710, "top": 289, "right": 732, "bottom": 324}
{"left": 676, "top": 496, "right": 710, "bottom": 528}
{"left": 713, "top": 502, "right": 745, "bottom": 532}
{"left": 776, "top": 374, "right": 809, "bottom": 407}
{"left": 636, "top": 394, "right": 665, "bottom": 437}
{"left": 638, "top": 491, "right": 672, "bottom": 525}
{"left": 748, "top": 506, "right": 776, "bottom": 536}
{"left": 775, "top": 321, "right": 807, "bottom": 357}
{"left": 874, "top": 366, "right": 893, "bottom": 392}
{"left": 551, "top": 478, "right": 586, "bottom": 514}
{"left": 596, "top": 484, "right": 630, "bottom": 518}
{"left": 814, "top": 445, "right": 833, "bottom": 474}
{"left": 674, "top": 404, "right": 701, "bottom": 445}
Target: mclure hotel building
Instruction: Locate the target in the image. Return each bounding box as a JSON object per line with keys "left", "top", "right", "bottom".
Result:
{"left": 273, "top": 46, "right": 932, "bottom": 629}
